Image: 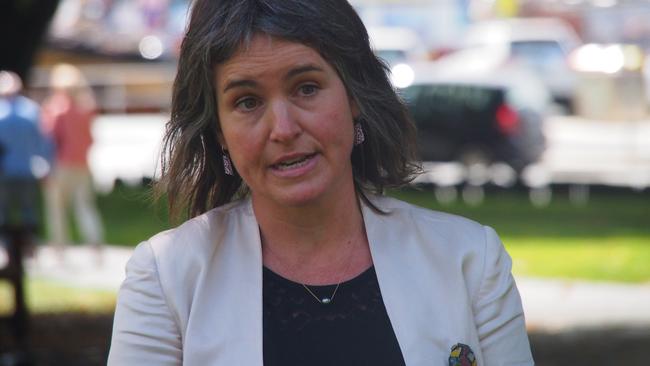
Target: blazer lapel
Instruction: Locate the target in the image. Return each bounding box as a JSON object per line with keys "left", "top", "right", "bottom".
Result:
{"left": 205, "top": 198, "right": 264, "bottom": 365}
{"left": 362, "top": 196, "right": 449, "bottom": 365}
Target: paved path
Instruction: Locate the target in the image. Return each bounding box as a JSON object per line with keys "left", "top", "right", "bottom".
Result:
{"left": 518, "top": 277, "right": 650, "bottom": 332}
{"left": 25, "top": 245, "right": 132, "bottom": 290}
{"left": 23, "top": 245, "right": 650, "bottom": 333}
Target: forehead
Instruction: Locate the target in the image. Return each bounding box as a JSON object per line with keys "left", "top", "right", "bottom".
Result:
{"left": 215, "top": 35, "right": 330, "bottom": 83}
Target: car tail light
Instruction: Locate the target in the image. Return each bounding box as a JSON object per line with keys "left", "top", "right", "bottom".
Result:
{"left": 496, "top": 103, "right": 519, "bottom": 135}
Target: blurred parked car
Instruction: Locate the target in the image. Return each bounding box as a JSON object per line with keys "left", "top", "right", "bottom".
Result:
{"left": 399, "top": 62, "right": 549, "bottom": 173}
{"left": 459, "top": 17, "right": 582, "bottom": 112}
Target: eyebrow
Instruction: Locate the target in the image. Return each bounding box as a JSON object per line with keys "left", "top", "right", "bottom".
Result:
{"left": 221, "top": 64, "right": 325, "bottom": 94}
{"left": 222, "top": 79, "right": 258, "bottom": 94}
{"left": 285, "top": 64, "right": 324, "bottom": 80}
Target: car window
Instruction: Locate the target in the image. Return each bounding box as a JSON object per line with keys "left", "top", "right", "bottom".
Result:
{"left": 403, "top": 84, "right": 504, "bottom": 128}
{"left": 510, "top": 41, "right": 567, "bottom": 72}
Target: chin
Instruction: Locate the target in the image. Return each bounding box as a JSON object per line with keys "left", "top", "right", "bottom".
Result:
{"left": 266, "top": 183, "right": 332, "bottom": 208}
{"left": 252, "top": 168, "right": 354, "bottom": 208}
{"left": 278, "top": 189, "right": 327, "bottom": 207}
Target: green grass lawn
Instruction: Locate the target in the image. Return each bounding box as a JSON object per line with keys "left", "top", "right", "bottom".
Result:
{"left": 88, "top": 184, "right": 649, "bottom": 282}
{"left": 391, "top": 188, "right": 650, "bottom": 283}
{"left": 95, "top": 183, "right": 170, "bottom": 245}
{"left": 90, "top": 185, "right": 649, "bottom": 282}
{"left": 42, "top": 182, "right": 170, "bottom": 246}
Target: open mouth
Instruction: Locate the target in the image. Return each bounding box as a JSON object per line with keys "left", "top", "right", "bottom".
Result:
{"left": 272, "top": 153, "right": 317, "bottom": 171}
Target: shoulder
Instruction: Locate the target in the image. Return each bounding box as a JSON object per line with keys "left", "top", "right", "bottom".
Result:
{"left": 125, "top": 199, "right": 254, "bottom": 313}
{"left": 366, "top": 195, "right": 501, "bottom": 292}
{"left": 15, "top": 96, "right": 40, "bottom": 121}
{"left": 373, "top": 194, "right": 477, "bottom": 222}
{"left": 369, "top": 194, "right": 488, "bottom": 248}
{"left": 370, "top": 194, "right": 515, "bottom": 301}
{"left": 144, "top": 198, "right": 252, "bottom": 261}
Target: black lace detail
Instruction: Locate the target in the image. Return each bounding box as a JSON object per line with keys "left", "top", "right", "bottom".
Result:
{"left": 263, "top": 266, "right": 406, "bottom": 366}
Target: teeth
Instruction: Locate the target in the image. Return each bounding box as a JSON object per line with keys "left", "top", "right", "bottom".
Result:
{"left": 276, "top": 155, "right": 311, "bottom": 170}
{"left": 280, "top": 157, "right": 306, "bottom": 166}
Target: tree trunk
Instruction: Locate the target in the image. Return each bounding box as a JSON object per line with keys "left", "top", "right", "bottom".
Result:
{"left": 0, "top": 0, "right": 60, "bottom": 81}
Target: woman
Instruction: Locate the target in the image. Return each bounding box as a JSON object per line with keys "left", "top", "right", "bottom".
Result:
{"left": 108, "top": 1, "right": 534, "bottom": 365}
{"left": 41, "top": 64, "right": 104, "bottom": 254}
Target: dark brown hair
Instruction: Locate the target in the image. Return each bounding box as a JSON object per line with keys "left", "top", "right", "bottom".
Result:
{"left": 158, "top": 0, "right": 420, "bottom": 220}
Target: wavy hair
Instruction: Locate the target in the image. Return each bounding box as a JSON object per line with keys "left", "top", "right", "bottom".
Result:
{"left": 157, "top": 0, "right": 420, "bottom": 219}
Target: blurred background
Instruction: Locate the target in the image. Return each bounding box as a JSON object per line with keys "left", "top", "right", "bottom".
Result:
{"left": 0, "top": 0, "right": 649, "bottom": 365}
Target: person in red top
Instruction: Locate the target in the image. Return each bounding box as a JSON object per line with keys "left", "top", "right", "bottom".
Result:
{"left": 41, "top": 64, "right": 104, "bottom": 256}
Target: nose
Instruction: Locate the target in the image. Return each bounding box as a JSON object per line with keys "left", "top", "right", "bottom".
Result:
{"left": 267, "top": 99, "right": 301, "bottom": 143}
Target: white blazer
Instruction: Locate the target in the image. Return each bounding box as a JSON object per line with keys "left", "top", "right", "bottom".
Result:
{"left": 108, "top": 195, "right": 533, "bottom": 365}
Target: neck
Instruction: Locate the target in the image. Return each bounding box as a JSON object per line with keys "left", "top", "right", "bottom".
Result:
{"left": 253, "top": 187, "right": 372, "bottom": 285}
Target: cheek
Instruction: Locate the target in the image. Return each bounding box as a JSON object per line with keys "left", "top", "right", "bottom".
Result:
{"left": 318, "top": 106, "right": 355, "bottom": 145}
{"left": 223, "top": 128, "right": 265, "bottom": 169}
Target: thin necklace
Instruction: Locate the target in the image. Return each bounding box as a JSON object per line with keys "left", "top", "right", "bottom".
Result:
{"left": 300, "top": 239, "right": 357, "bottom": 305}
{"left": 262, "top": 236, "right": 359, "bottom": 305}
{"left": 302, "top": 282, "right": 340, "bottom": 305}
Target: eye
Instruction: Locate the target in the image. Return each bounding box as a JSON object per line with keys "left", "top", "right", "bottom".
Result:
{"left": 235, "top": 97, "right": 259, "bottom": 112}
{"left": 298, "top": 83, "right": 319, "bottom": 97}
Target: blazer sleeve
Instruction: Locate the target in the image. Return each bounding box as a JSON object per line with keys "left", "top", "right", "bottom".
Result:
{"left": 107, "top": 241, "right": 183, "bottom": 365}
{"left": 473, "top": 226, "right": 534, "bottom": 366}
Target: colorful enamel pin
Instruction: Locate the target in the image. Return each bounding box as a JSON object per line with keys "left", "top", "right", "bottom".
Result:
{"left": 449, "top": 343, "right": 477, "bottom": 366}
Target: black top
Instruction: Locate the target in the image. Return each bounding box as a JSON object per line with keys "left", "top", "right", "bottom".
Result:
{"left": 262, "top": 266, "right": 406, "bottom": 366}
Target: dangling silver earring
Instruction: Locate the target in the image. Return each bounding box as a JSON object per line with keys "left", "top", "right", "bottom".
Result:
{"left": 354, "top": 123, "right": 365, "bottom": 146}
{"left": 222, "top": 148, "right": 233, "bottom": 176}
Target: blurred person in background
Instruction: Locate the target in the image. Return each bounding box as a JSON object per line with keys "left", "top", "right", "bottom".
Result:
{"left": 41, "top": 63, "right": 104, "bottom": 257}
{"left": 108, "top": 1, "right": 533, "bottom": 365}
{"left": 0, "top": 70, "right": 51, "bottom": 246}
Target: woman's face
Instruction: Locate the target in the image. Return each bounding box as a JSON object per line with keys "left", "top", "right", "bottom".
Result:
{"left": 215, "top": 35, "right": 359, "bottom": 208}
